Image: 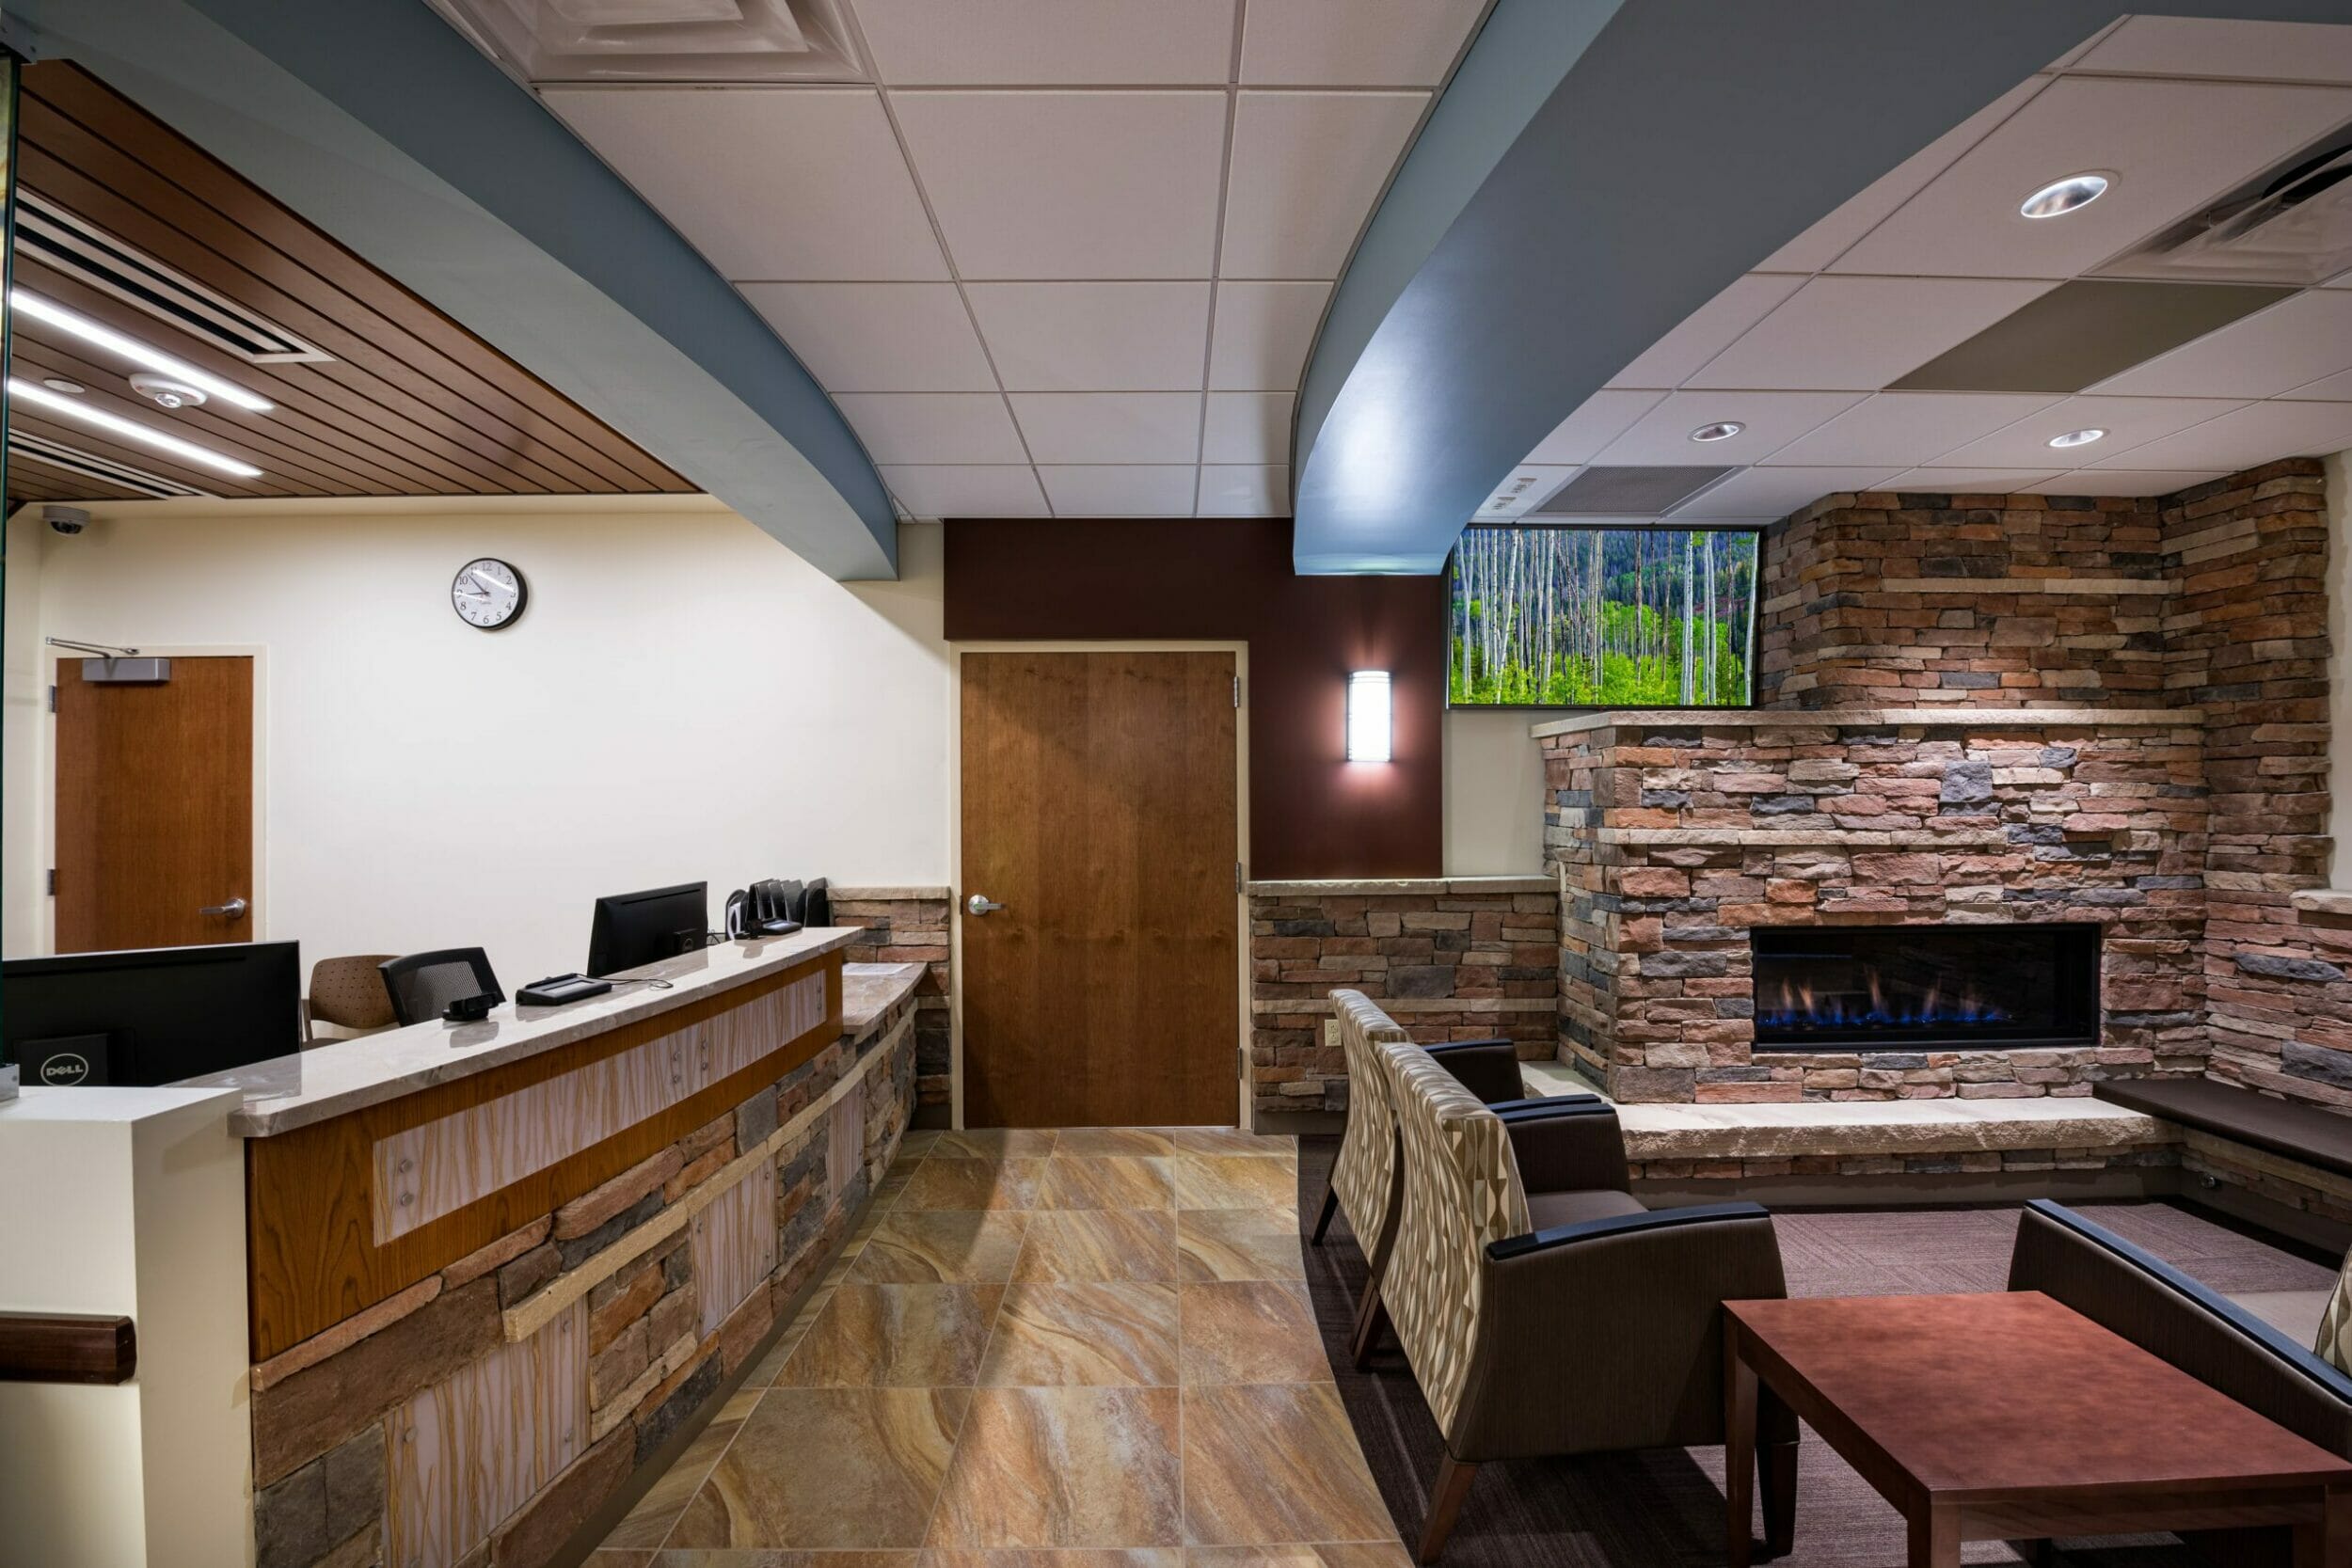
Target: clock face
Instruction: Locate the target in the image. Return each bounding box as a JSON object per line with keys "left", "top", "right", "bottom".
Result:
{"left": 452, "top": 558, "right": 526, "bottom": 630}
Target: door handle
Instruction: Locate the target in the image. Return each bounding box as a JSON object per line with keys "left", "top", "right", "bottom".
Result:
{"left": 966, "top": 894, "right": 1004, "bottom": 916}
{"left": 199, "top": 896, "right": 249, "bottom": 919}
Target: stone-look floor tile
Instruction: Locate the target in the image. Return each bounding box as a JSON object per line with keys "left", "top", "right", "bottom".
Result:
{"left": 655, "top": 1554, "right": 922, "bottom": 1566}
{"left": 898, "top": 1159, "right": 1047, "bottom": 1212}
{"left": 1181, "top": 1385, "right": 1392, "bottom": 1546}
{"left": 934, "top": 1129, "right": 1059, "bottom": 1160}
{"left": 901, "top": 1130, "right": 945, "bottom": 1155}
{"left": 1172, "top": 1157, "right": 1296, "bottom": 1213}
{"left": 1184, "top": 1547, "right": 1409, "bottom": 1568}
{"left": 584, "top": 1552, "right": 654, "bottom": 1567}
{"left": 777, "top": 1284, "right": 1006, "bottom": 1388}
{"left": 1012, "top": 1210, "right": 1181, "bottom": 1284}
{"left": 1175, "top": 1211, "right": 1308, "bottom": 1284}
{"left": 854, "top": 1212, "right": 1032, "bottom": 1285}
{"left": 928, "top": 1387, "right": 1184, "bottom": 1548}
{"left": 1039, "top": 1157, "right": 1174, "bottom": 1212}
{"left": 1170, "top": 1130, "right": 1295, "bottom": 1161}
{"left": 1054, "top": 1128, "right": 1177, "bottom": 1158}
{"left": 666, "top": 1387, "right": 969, "bottom": 1549}
{"left": 600, "top": 1386, "right": 764, "bottom": 1546}
{"left": 923, "top": 1553, "right": 1182, "bottom": 1568}
{"left": 1178, "top": 1283, "right": 1327, "bottom": 1386}
{"left": 977, "top": 1283, "right": 1179, "bottom": 1387}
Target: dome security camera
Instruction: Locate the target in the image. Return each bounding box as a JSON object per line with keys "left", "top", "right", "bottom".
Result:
{"left": 43, "top": 505, "right": 89, "bottom": 536}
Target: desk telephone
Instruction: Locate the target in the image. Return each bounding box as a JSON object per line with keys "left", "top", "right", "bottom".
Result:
{"left": 725, "top": 877, "right": 829, "bottom": 939}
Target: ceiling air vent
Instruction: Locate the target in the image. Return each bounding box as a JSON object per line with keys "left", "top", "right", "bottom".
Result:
{"left": 1531, "top": 466, "right": 1733, "bottom": 517}
{"left": 8, "top": 433, "right": 215, "bottom": 499}
{"left": 13, "top": 193, "right": 332, "bottom": 364}
{"left": 426, "top": 0, "right": 866, "bottom": 83}
{"left": 2100, "top": 135, "right": 2352, "bottom": 288}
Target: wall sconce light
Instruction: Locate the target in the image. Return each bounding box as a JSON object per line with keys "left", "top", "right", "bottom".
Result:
{"left": 1347, "top": 670, "right": 1391, "bottom": 762}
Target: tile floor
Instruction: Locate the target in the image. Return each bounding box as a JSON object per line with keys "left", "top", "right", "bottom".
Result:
{"left": 589, "top": 1127, "right": 1407, "bottom": 1568}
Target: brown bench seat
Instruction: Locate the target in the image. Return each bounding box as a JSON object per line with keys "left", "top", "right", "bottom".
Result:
{"left": 2093, "top": 1077, "right": 2352, "bottom": 1182}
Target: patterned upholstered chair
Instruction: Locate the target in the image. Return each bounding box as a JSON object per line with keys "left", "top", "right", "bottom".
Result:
{"left": 1377, "top": 1037, "right": 1795, "bottom": 1562}
{"left": 302, "top": 954, "right": 398, "bottom": 1042}
{"left": 1312, "top": 990, "right": 1601, "bottom": 1366}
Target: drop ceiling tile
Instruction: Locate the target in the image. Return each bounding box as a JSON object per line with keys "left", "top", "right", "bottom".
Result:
{"left": 1220, "top": 91, "right": 1428, "bottom": 278}
{"left": 1198, "top": 465, "right": 1291, "bottom": 515}
{"left": 892, "top": 91, "right": 1228, "bottom": 279}
{"left": 2283, "top": 366, "right": 2352, "bottom": 401}
{"left": 964, "top": 282, "right": 1211, "bottom": 391}
{"left": 833, "top": 392, "right": 1028, "bottom": 463}
{"left": 1594, "top": 390, "right": 1867, "bottom": 466}
{"left": 2073, "top": 16, "right": 2352, "bottom": 84}
{"left": 1203, "top": 391, "right": 1295, "bottom": 464}
{"left": 1832, "top": 75, "right": 2352, "bottom": 280}
{"left": 1207, "top": 281, "right": 1330, "bottom": 390}
{"left": 739, "top": 283, "right": 993, "bottom": 391}
{"left": 1756, "top": 78, "right": 2047, "bottom": 274}
{"left": 1672, "top": 466, "right": 1903, "bottom": 519}
{"left": 543, "top": 88, "right": 946, "bottom": 281}
{"left": 1884, "top": 467, "right": 2064, "bottom": 492}
{"left": 879, "top": 464, "right": 1051, "bottom": 518}
{"left": 1764, "top": 392, "right": 2063, "bottom": 466}
{"left": 1525, "top": 390, "right": 1665, "bottom": 465}
{"left": 1009, "top": 392, "right": 1203, "bottom": 462}
{"left": 2093, "top": 291, "right": 2352, "bottom": 400}
{"left": 1475, "top": 465, "right": 1578, "bottom": 519}
{"left": 1940, "top": 395, "right": 2248, "bottom": 469}
{"left": 2087, "top": 399, "right": 2352, "bottom": 471}
{"left": 851, "top": 0, "right": 1237, "bottom": 85}
{"left": 1039, "top": 465, "right": 1201, "bottom": 515}
{"left": 1611, "top": 274, "right": 1806, "bottom": 389}
{"left": 1685, "top": 276, "right": 2056, "bottom": 391}
{"left": 1239, "top": 0, "right": 1488, "bottom": 86}
{"left": 2042, "top": 468, "right": 2233, "bottom": 498}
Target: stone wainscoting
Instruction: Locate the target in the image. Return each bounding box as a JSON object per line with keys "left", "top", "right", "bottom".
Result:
{"left": 250, "top": 968, "right": 922, "bottom": 1568}
{"left": 834, "top": 887, "right": 953, "bottom": 1117}
{"left": 1248, "top": 875, "right": 1559, "bottom": 1117}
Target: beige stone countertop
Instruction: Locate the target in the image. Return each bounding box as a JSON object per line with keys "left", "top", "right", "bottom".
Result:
{"left": 1610, "top": 1095, "right": 2175, "bottom": 1160}
{"left": 1247, "top": 874, "right": 1554, "bottom": 896}
{"left": 188, "top": 927, "right": 867, "bottom": 1139}
{"left": 843, "top": 961, "right": 925, "bottom": 1039}
{"left": 1530, "top": 706, "right": 2202, "bottom": 738}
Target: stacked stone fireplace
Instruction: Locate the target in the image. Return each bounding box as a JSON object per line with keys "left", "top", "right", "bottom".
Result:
{"left": 1543, "top": 458, "right": 2340, "bottom": 1108}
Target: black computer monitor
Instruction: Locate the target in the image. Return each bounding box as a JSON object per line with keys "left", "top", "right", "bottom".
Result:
{"left": 2, "top": 941, "right": 302, "bottom": 1086}
{"left": 586, "top": 882, "right": 709, "bottom": 977}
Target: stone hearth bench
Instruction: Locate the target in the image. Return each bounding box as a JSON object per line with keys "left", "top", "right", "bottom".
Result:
{"left": 2091, "top": 1078, "right": 2352, "bottom": 1244}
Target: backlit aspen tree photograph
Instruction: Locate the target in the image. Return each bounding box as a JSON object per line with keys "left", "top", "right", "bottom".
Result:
{"left": 1447, "top": 526, "right": 1758, "bottom": 707}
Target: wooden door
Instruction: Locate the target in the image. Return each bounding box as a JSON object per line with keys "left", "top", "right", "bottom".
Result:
{"left": 54, "top": 655, "right": 254, "bottom": 952}
{"left": 961, "top": 651, "right": 1238, "bottom": 1128}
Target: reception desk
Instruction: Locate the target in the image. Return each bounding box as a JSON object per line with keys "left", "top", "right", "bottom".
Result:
{"left": 2, "top": 927, "right": 928, "bottom": 1568}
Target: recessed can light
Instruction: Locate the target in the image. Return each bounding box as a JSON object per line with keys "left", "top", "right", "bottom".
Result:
{"left": 2020, "top": 172, "right": 2111, "bottom": 219}
{"left": 40, "top": 377, "right": 85, "bottom": 395}
{"left": 1690, "top": 420, "right": 1744, "bottom": 442}
{"left": 2047, "top": 427, "right": 2107, "bottom": 449}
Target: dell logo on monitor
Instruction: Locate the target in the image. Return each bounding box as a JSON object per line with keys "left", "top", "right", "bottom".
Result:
{"left": 39, "top": 1053, "right": 89, "bottom": 1085}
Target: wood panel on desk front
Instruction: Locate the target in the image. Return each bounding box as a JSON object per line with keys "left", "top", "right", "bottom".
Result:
{"left": 247, "top": 954, "right": 842, "bottom": 1363}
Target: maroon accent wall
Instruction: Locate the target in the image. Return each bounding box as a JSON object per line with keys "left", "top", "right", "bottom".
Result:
{"left": 944, "top": 518, "right": 1444, "bottom": 879}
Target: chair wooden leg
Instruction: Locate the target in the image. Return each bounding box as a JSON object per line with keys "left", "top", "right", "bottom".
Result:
{"left": 1349, "top": 1278, "right": 1390, "bottom": 1369}
{"left": 1311, "top": 1185, "right": 1339, "bottom": 1246}
{"left": 1417, "top": 1454, "right": 1478, "bottom": 1564}
{"left": 1760, "top": 1436, "right": 1798, "bottom": 1558}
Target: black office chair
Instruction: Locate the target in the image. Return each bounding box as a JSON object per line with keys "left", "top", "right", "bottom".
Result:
{"left": 379, "top": 948, "right": 505, "bottom": 1026}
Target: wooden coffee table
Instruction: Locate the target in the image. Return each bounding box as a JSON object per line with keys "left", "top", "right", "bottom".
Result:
{"left": 1724, "top": 1291, "right": 2352, "bottom": 1567}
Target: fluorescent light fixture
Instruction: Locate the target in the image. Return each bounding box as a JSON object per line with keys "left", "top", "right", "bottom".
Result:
{"left": 2020, "top": 172, "right": 2111, "bottom": 219}
{"left": 8, "top": 377, "right": 264, "bottom": 477}
{"left": 11, "top": 289, "right": 275, "bottom": 413}
{"left": 1690, "top": 420, "right": 1744, "bottom": 442}
{"left": 2047, "top": 427, "right": 2106, "bottom": 449}
{"left": 1347, "top": 671, "right": 1392, "bottom": 763}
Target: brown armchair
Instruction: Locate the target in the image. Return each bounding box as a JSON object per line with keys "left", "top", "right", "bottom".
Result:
{"left": 1376, "top": 1037, "right": 1795, "bottom": 1562}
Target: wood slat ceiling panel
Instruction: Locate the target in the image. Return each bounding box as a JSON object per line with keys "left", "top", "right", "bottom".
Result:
{"left": 7, "top": 62, "right": 693, "bottom": 510}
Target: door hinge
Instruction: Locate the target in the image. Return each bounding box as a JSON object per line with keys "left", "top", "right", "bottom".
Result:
{"left": 46, "top": 685, "right": 56, "bottom": 713}
{"left": 1232, "top": 674, "right": 1240, "bottom": 708}
{"left": 46, "top": 868, "right": 56, "bottom": 896}
{"left": 1234, "top": 861, "right": 1243, "bottom": 894}
{"left": 1238, "top": 1045, "right": 1248, "bottom": 1080}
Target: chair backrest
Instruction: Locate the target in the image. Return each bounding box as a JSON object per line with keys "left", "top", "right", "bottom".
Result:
{"left": 379, "top": 948, "right": 504, "bottom": 1027}
{"left": 1380, "top": 1037, "right": 1533, "bottom": 1444}
{"left": 1327, "top": 990, "right": 1411, "bottom": 1249}
{"left": 307, "top": 954, "right": 398, "bottom": 1033}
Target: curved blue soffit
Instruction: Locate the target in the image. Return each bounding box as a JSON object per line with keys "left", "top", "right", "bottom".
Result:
{"left": 23, "top": 0, "right": 898, "bottom": 579}
{"left": 1294, "top": 0, "right": 2352, "bottom": 576}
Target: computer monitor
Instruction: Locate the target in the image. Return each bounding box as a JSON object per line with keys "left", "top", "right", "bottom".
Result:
{"left": 2, "top": 940, "right": 302, "bottom": 1087}
{"left": 586, "top": 882, "right": 709, "bottom": 978}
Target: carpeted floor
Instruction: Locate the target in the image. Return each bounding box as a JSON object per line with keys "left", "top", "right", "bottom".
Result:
{"left": 1295, "top": 1136, "right": 2339, "bottom": 1568}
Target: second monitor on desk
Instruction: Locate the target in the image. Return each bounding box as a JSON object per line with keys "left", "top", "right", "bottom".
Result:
{"left": 586, "top": 882, "right": 708, "bottom": 978}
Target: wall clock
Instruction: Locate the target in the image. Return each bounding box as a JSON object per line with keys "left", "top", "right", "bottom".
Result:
{"left": 452, "top": 557, "right": 527, "bottom": 630}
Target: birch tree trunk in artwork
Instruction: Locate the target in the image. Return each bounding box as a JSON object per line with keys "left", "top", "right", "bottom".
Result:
{"left": 1680, "top": 531, "right": 1694, "bottom": 705}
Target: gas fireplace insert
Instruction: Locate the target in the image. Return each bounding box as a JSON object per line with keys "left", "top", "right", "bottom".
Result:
{"left": 1751, "top": 924, "right": 2099, "bottom": 1052}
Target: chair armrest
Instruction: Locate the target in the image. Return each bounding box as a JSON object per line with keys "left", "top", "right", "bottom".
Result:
{"left": 1488, "top": 1094, "right": 1601, "bottom": 1116}
{"left": 1424, "top": 1038, "right": 1524, "bottom": 1105}
{"left": 1447, "top": 1203, "right": 1790, "bottom": 1462}
{"left": 1500, "top": 1101, "right": 1629, "bottom": 1195}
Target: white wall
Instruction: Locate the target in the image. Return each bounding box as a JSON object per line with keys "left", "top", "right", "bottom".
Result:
{"left": 5, "top": 499, "right": 948, "bottom": 982}
{"left": 1442, "top": 706, "right": 1548, "bottom": 876}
